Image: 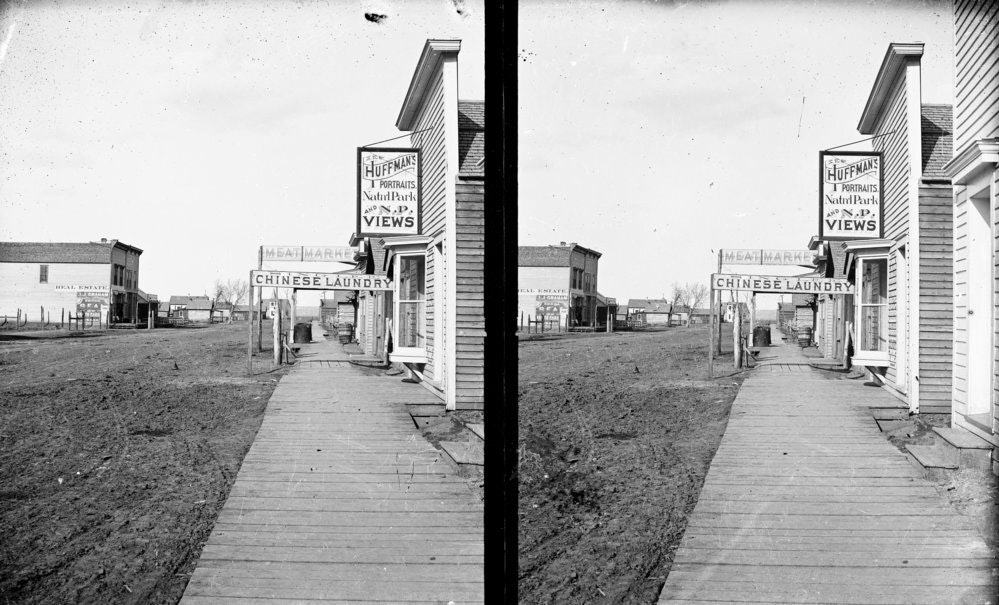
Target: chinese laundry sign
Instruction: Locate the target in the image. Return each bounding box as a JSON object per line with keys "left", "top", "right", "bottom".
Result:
{"left": 262, "top": 246, "right": 355, "bottom": 262}
{"left": 819, "top": 151, "right": 883, "bottom": 240}
{"left": 251, "top": 270, "right": 392, "bottom": 291}
{"left": 357, "top": 147, "right": 421, "bottom": 237}
{"left": 712, "top": 273, "right": 854, "bottom": 294}
{"left": 722, "top": 249, "right": 818, "bottom": 266}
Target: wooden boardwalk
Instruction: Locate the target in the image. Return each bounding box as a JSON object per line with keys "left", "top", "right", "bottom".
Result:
{"left": 180, "top": 326, "right": 483, "bottom": 604}
{"left": 659, "top": 334, "right": 998, "bottom": 604}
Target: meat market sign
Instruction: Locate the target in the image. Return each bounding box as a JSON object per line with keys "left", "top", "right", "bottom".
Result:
{"left": 262, "top": 245, "right": 355, "bottom": 262}
{"left": 712, "top": 273, "right": 854, "bottom": 294}
{"left": 722, "top": 249, "right": 817, "bottom": 266}
{"left": 819, "top": 151, "right": 883, "bottom": 240}
{"left": 251, "top": 270, "right": 392, "bottom": 291}
{"left": 357, "top": 147, "right": 421, "bottom": 237}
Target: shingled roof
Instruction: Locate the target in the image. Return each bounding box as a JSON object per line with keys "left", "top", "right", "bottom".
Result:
{"left": 627, "top": 299, "right": 672, "bottom": 313}
{"left": 921, "top": 104, "right": 952, "bottom": 181}
{"left": 458, "top": 100, "right": 484, "bottom": 176}
{"left": 0, "top": 242, "right": 114, "bottom": 264}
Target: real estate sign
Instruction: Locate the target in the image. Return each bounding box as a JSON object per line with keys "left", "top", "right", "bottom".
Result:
{"left": 357, "top": 147, "right": 421, "bottom": 237}
{"left": 712, "top": 273, "right": 854, "bottom": 294}
{"left": 819, "top": 151, "right": 883, "bottom": 240}
{"left": 251, "top": 270, "right": 392, "bottom": 291}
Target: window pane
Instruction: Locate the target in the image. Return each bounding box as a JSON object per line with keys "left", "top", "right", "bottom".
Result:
{"left": 398, "top": 301, "right": 425, "bottom": 348}
{"left": 861, "top": 259, "right": 886, "bottom": 305}
{"left": 399, "top": 256, "right": 425, "bottom": 301}
{"left": 860, "top": 304, "right": 887, "bottom": 351}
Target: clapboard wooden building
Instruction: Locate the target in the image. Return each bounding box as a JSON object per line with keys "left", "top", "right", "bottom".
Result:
{"left": 839, "top": 43, "right": 954, "bottom": 415}
{"left": 0, "top": 238, "right": 143, "bottom": 325}
{"left": 352, "top": 40, "right": 484, "bottom": 411}
{"left": 944, "top": 0, "right": 999, "bottom": 472}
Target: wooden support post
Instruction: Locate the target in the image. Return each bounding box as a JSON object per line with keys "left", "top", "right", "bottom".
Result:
{"left": 708, "top": 286, "right": 715, "bottom": 378}
{"left": 749, "top": 293, "right": 756, "bottom": 347}
{"left": 289, "top": 288, "right": 297, "bottom": 344}
{"left": 248, "top": 274, "right": 254, "bottom": 374}
{"left": 273, "top": 293, "right": 282, "bottom": 366}
{"left": 255, "top": 246, "right": 263, "bottom": 352}
{"left": 61, "top": 308, "right": 65, "bottom": 329}
{"left": 715, "top": 251, "right": 723, "bottom": 354}
{"left": 733, "top": 296, "right": 743, "bottom": 369}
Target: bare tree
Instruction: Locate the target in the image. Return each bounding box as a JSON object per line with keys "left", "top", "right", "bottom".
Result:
{"left": 668, "top": 282, "right": 689, "bottom": 327}
{"left": 213, "top": 278, "right": 250, "bottom": 323}
{"left": 686, "top": 283, "right": 709, "bottom": 325}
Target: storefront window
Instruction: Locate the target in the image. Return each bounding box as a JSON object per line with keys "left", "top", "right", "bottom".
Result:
{"left": 397, "top": 255, "right": 425, "bottom": 349}
{"left": 858, "top": 258, "right": 887, "bottom": 352}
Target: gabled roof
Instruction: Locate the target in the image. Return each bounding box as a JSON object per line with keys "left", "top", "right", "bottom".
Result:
{"left": 458, "top": 100, "right": 484, "bottom": 176}
{"left": 626, "top": 299, "right": 672, "bottom": 313}
{"left": 858, "top": 43, "right": 923, "bottom": 134}
{"left": 168, "top": 295, "right": 209, "bottom": 307}
{"left": 0, "top": 241, "right": 113, "bottom": 264}
{"left": 187, "top": 299, "right": 214, "bottom": 311}
{"left": 921, "top": 104, "right": 953, "bottom": 181}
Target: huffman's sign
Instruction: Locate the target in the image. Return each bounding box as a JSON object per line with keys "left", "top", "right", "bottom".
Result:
{"left": 711, "top": 273, "right": 854, "bottom": 294}
{"left": 819, "top": 151, "right": 883, "bottom": 240}
{"left": 357, "top": 147, "right": 421, "bottom": 237}
{"left": 251, "top": 270, "right": 392, "bottom": 291}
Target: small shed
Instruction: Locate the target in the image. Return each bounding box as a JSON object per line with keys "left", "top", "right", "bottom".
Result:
{"left": 187, "top": 298, "right": 214, "bottom": 323}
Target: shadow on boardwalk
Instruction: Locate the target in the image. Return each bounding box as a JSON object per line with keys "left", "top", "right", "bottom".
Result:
{"left": 658, "top": 328, "right": 999, "bottom": 604}
{"left": 180, "top": 322, "right": 483, "bottom": 604}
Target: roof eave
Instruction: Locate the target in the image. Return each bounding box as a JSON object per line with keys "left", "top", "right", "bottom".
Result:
{"left": 857, "top": 43, "right": 923, "bottom": 135}
{"left": 396, "top": 39, "right": 461, "bottom": 131}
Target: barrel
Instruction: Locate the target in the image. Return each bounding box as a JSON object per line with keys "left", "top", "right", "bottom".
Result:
{"left": 293, "top": 322, "right": 312, "bottom": 344}
{"left": 753, "top": 325, "right": 771, "bottom": 347}
{"left": 797, "top": 326, "right": 812, "bottom": 347}
{"left": 338, "top": 323, "right": 353, "bottom": 344}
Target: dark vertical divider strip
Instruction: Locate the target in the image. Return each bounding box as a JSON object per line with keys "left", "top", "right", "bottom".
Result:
{"left": 484, "top": 2, "right": 518, "bottom": 604}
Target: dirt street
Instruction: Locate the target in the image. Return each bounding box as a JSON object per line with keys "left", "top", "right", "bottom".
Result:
{"left": 0, "top": 323, "right": 286, "bottom": 604}
{"left": 518, "top": 325, "right": 744, "bottom": 604}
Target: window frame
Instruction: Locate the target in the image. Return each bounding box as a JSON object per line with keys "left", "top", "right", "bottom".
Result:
{"left": 844, "top": 241, "right": 892, "bottom": 367}
{"left": 39, "top": 264, "right": 48, "bottom": 284}
{"left": 382, "top": 235, "right": 432, "bottom": 364}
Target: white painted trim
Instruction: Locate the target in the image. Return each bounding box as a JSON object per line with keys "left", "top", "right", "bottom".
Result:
{"left": 944, "top": 139, "right": 999, "bottom": 184}
{"left": 905, "top": 56, "right": 922, "bottom": 414}
{"left": 442, "top": 55, "right": 460, "bottom": 412}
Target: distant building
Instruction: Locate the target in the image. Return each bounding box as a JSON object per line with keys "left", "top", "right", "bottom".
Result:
{"left": 167, "top": 295, "right": 210, "bottom": 320}
{"left": 625, "top": 299, "right": 674, "bottom": 326}
{"left": 187, "top": 298, "right": 214, "bottom": 323}
{"left": 518, "top": 243, "right": 601, "bottom": 328}
{"left": 0, "top": 238, "right": 144, "bottom": 325}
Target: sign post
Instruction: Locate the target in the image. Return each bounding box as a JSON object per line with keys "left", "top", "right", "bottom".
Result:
{"left": 256, "top": 247, "right": 263, "bottom": 353}
{"left": 247, "top": 270, "right": 254, "bottom": 374}
{"left": 272, "top": 287, "right": 282, "bottom": 366}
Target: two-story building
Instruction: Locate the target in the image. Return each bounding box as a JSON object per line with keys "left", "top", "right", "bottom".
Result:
{"left": 0, "top": 238, "right": 143, "bottom": 325}
{"left": 518, "top": 243, "right": 601, "bottom": 329}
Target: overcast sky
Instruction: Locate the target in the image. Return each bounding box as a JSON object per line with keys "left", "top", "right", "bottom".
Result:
{"left": 519, "top": 0, "right": 953, "bottom": 306}
{"left": 0, "top": 0, "right": 483, "bottom": 306}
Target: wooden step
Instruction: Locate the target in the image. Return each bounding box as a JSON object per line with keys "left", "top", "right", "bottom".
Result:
{"left": 932, "top": 427, "right": 993, "bottom": 471}
{"left": 439, "top": 440, "right": 484, "bottom": 466}
{"left": 933, "top": 426, "right": 992, "bottom": 450}
{"left": 906, "top": 444, "right": 958, "bottom": 470}
{"left": 871, "top": 407, "right": 909, "bottom": 421}
{"left": 467, "top": 423, "right": 484, "bottom": 441}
